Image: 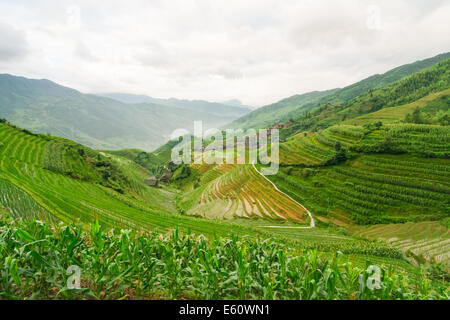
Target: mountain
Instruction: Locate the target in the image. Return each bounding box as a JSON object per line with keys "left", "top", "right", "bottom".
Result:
{"left": 221, "top": 99, "right": 255, "bottom": 110}
{"left": 226, "top": 89, "right": 339, "bottom": 130}
{"left": 0, "top": 75, "right": 250, "bottom": 151}
{"left": 279, "top": 57, "right": 450, "bottom": 138}
{"left": 100, "top": 93, "right": 251, "bottom": 117}
{"left": 1, "top": 58, "right": 449, "bottom": 299}
{"left": 227, "top": 52, "right": 450, "bottom": 130}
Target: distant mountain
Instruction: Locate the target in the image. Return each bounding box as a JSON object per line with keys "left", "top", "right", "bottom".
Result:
{"left": 226, "top": 89, "right": 339, "bottom": 130}
{"left": 221, "top": 99, "right": 255, "bottom": 110}
{"left": 0, "top": 75, "right": 250, "bottom": 151}
{"left": 101, "top": 93, "right": 251, "bottom": 117}
{"left": 279, "top": 57, "right": 450, "bottom": 138}
{"left": 227, "top": 52, "right": 450, "bottom": 130}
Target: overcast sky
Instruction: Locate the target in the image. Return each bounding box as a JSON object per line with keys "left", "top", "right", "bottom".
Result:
{"left": 0, "top": 0, "right": 449, "bottom": 107}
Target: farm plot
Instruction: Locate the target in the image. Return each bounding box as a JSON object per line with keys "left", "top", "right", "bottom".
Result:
{"left": 268, "top": 154, "right": 449, "bottom": 225}
{"left": 180, "top": 164, "right": 311, "bottom": 223}
{"left": 358, "top": 124, "right": 450, "bottom": 157}
{"left": 351, "top": 221, "right": 450, "bottom": 266}
{"left": 280, "top": 135, "right": 334, "bottom": 165}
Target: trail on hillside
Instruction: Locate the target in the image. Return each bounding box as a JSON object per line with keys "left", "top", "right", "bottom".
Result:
{"left": 251, "top": 161, "right": 315, "bottom": 229}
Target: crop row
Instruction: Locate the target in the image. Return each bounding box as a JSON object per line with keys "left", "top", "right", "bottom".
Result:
{"left": 2, "top": 217, "right": 444, "bottom": 300}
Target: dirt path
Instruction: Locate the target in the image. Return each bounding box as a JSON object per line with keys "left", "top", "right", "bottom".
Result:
{"left": 251, "top": 161, "right": 315, "bottom": 229}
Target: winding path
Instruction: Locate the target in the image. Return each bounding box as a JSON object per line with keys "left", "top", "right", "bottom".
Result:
{"left": 251, "top": 161, "right": 315, "bottom": 229}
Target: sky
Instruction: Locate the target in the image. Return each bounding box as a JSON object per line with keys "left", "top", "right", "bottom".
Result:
{"left": 0, "top": 0, "right": 449, "bottom": 107}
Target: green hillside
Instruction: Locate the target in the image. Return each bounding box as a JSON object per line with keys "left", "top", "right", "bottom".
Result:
{"left": 227, "top": 52, "right": 450, "bottom": 131}
{"left": 1, "top": 53, "right": 450, "bottom": 300}
{"left": 0, "top": 75, "right": 249, "bottom": 151}
{"left": 227, "top": 89, "right": 339, "bottom": 130}
{"left": 279, "top": 58, "right": 450, "bottom": 138}
{"left": 170, "top": 61, "right": 450, "bottom": 267}
{"left": 3, "top": 119, "right": 442, "bottom": 296}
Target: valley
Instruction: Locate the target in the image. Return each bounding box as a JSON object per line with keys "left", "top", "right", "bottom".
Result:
{"left": 0, "top": 54, "right": 449, "bottom": 300}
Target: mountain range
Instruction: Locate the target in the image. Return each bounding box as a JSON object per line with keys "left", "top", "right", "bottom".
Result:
{"left": 0, "top": 76, "right": 250, "bottom": 151}
{"left": 228, "top": 52, "right": 450, "bottom": 130}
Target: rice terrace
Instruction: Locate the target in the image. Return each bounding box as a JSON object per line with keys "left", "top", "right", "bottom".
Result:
{"left": 0, "top": 1, "right": 449, "bottom": 311}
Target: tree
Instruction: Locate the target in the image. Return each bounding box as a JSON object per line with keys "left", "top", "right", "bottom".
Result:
{"left": 334, "top": 141, "right": 342, "bottom": 152}
{"left": 412, "top": 107, "right": 422, "bottom": 124}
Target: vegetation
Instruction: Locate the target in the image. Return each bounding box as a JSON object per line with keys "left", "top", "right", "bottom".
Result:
{"left": 279, "top": 58, "right": 450, "bottom": 138}
{"left": 178, "top": 164, "right": 311, "bottom": 222}
{"left": 228, "top": 52, "right": 450, "bottom": 131}
{"left": 1, "top": 53, "right": 449, "bottom": 300}
{"left": 0, "top": 74, "right": 249, "bottom": 151}
{"left": 350, "top": 221, "right": 450, "bottom": 266}
{"left": 1, "top": 216, "right": 448, "bottom": 300}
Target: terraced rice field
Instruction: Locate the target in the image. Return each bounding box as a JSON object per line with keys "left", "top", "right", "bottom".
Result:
{"left": 0, "top": 124, "right": 275, "bottom": 237}
{"left": 0, "top": 123, "right": 408, "bottom": 265}
{"left": 344, "top": 89, "right": 450, "bottom": 126}
{"left": 351, "top": 221, "right": 450, "bottom": 266}
{"left": 280, "top": 135, "right": 334, "bottom": 165}
{"left": 279, "top": 125, "right": 366, "bottom": 165}
{"left": 360, "top": 124, "right": 450, "bottom": 157}
{"left": 1, "top": 122, "right": 448, "bottom": 278}
{"left": 179, "top": 164, "right": 311, "bottom": 223}
{"left": 270, "top": 154, "right": 450, "bottom": 225}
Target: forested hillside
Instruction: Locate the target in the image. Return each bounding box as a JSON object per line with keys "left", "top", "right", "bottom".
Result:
{"left": 279, "top": 58, "right": 450, "bottom": 138}
{"left": 227, "top": 52, "right": 450, "bottom": 130}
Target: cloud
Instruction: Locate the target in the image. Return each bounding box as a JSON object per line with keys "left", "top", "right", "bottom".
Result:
{"left": 74, "top": 41, "right": 98, "bottom": 62}
{"left": 0, "top": 0, "right": 449, "bottom": 106}
{"left": 0, "top": 22, "right": 28, "bottom": 61}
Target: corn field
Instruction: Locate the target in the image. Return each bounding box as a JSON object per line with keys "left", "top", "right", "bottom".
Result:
{"left": 0, "top": 217, "right": 448, "bottom": 300}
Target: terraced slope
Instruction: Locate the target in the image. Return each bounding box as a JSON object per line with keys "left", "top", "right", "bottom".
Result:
{"left": 344, "top": 89, "right": 450, "bottom": 126}
{"left": 271, "top": 154, "right": 449, "bottom": 225}
{"left": 279, "top": 125, "right": 369, "bottom": 165}
{"left": 179, "top": 164, "right": 311, "bottom": 224}
{"left": 356, "top": 124, "right": 450, "bottom": 158}
{"left": 1, "top": 122, "right": 412, "bottom": 267}
{"left": 350, "top": 222, "right": 450, "bottom": 266}
{"left": 0, "top": 123, "right": 271, "bottom": 236}
{"left": 279, "top": 135, "right": 334, "bottom": 165}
